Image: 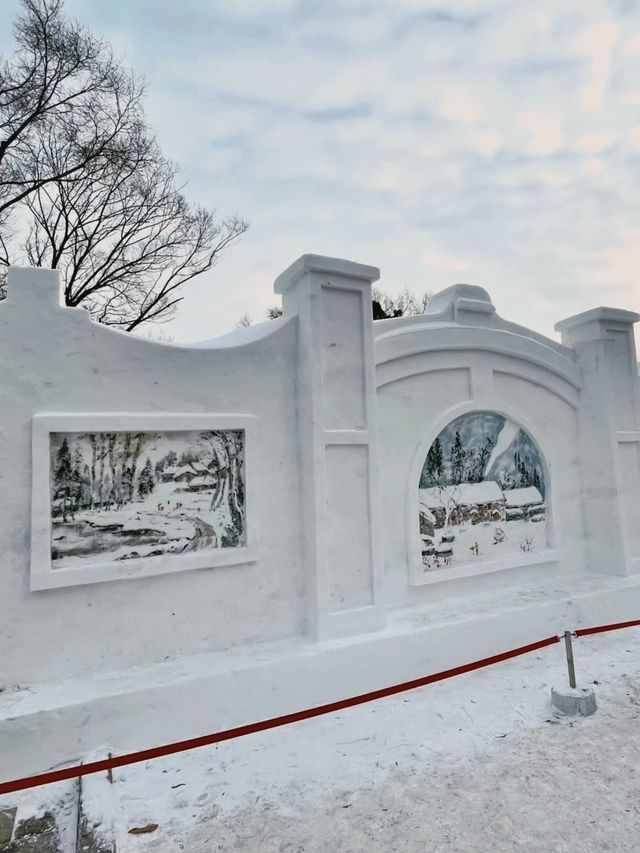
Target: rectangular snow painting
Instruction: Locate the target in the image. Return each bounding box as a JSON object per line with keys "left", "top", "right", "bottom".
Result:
{"left": 49, "top": 429, "right": 245, "bottom": 569}
{"left": 418, "top": 412, "right": 547, "bottom": 572}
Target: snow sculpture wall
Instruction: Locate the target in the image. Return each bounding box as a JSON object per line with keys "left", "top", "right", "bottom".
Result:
{"left": 0, "top": 257, "right": 383, "bottom": 687}
{"left": 1, "top": 260, "right": 639, "bottom": 696}
{"left": 374, "top": 284, "right": 640, "bottom": 607}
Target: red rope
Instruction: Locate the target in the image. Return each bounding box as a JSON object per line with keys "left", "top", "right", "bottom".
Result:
{"left": 3, "top": 620, "right": 639, "bottom": 796}
{"left": 574, "top": 618, "right": 640, "bottom": 637}
{"left": 0, "top": 634, "right": 559, "bottom": 795}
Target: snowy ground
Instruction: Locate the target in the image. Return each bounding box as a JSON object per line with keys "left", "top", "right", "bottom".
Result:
{"left": 45, "top": 627, "right": 639, "bottom": 851}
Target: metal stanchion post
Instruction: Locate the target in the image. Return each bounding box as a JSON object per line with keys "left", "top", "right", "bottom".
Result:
{"left": 551, "top": 630, "right": 597, "bottom": 716}
{"left": 564, "top": 630, "right": 577, "bottom": 689}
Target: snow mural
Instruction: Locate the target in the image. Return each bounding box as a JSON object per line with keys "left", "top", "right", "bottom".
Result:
{"left": 418, "top": 412, "right": 547, "bottom": 571}
{"left": 49, "top": 430, "right": 245, "bottom": 568}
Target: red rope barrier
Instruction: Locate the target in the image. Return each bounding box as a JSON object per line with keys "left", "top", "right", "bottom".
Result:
{"left": 2, "top": 620, "right": 639, "bottom": 796}
{"left": 0, "top": 634, "right": 559, "bottom": 796}
{"left": 574, "top": 618, "right": 640, "bottom": 637}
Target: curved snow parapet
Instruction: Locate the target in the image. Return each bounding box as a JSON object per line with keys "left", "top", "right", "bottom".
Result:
{"left": 0, "top": 266, "right": 304, "bottom": 685}
{"left": 189, "top": 315, "right": 291, "bottom": 349}
{"left": 375, "top": 283, "right": 580, "bottom": 398}
{"left": 373, "top": 281, "right": 640, "bottom": 603}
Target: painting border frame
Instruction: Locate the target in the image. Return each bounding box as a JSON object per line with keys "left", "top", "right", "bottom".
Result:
{"left": 30, "top": 412, "right": 259, "bottom": 591}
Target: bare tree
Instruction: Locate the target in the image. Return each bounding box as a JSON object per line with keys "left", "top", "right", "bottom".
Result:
{"left": 0, "top": 0, "right": 248, "bottom": 327}
{"left": 372, "top": 287, "right": 431, "bottom": 319}
{"left": 238, "top": 290, "right": 431, "bottom": 329}
{"left": 24, "top": 134, "right": 247, "bottom": 329}
{"left": 0, "top": 0, "right": 142, "bottom": 260}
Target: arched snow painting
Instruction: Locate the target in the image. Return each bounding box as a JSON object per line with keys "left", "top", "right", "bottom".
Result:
{"left": 418, "top": 412, "right": 547, "bottom": 571}
{"left": 49, "top": 430, "right": 245, "bottom": 569}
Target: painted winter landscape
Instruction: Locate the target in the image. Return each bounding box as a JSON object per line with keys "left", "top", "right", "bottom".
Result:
{"left": 418, "top": 412, "right": 547, "bottom": 571}
{"left": 49, "top": 429, "right": 245, "bottom": 569}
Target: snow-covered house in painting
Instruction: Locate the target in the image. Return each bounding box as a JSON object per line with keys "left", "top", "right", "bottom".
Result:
{"left": 418, "top": 503, "right": 436, "bottom": 537}
{"left": 1, "top": 259, "right": 640, "bottom": 783}
{"left": 420, "top": 481, "right": 506, "bottom": 528}
{"left": 504, "top": 486, "right": 545, "bottom": 521}
{"left": 172, "top": 465, "right": 202, "bottom": 483}
{"left": 186, "top": 474, "right": 217, "bottom": 492}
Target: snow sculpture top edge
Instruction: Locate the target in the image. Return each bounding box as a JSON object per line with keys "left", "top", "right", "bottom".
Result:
{"left": 2, "top": 265, "right": 296, "bottom": 352}
{"left": 274, "top": 254, "right": 380, "bottom": 294}
{"left": 372, "top": 281, "right": 579, "bottom": 361}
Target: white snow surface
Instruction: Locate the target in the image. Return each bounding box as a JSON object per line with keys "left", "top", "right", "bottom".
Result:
{"left": 60, "top": 627, "right": 640, "bottom": 851}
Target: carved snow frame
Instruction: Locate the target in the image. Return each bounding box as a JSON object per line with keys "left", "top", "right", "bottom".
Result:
{"left": 30, "top": 412, "right": 258, "bottom": 590}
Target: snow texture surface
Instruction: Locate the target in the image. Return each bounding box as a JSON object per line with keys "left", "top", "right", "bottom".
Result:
{"left": 67, "top": 627, "right": 640, "bottom": 852}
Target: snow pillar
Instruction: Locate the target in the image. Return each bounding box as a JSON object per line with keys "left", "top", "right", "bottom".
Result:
{"left": 556, "top": 308, "right": 640, "bottom": 576}
{"left": 275, "top": 255, "right": 385, "bottom": 640}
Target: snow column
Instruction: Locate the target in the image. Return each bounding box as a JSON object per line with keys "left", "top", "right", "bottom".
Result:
{"left": 275, "top": 255, "right": 385, "bottom": 640}
{"left": 556, "top": 308, "right": 640, "bottom": 576}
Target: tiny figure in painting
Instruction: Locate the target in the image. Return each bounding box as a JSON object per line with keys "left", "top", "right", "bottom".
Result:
{"left": 493, "top": 528, "right": 505, "bottom": 545}
{"left": 520, "top": 537, "right": 533, "bottom": 552}
{"left": 470, "top": 541, "right": 479, "bottom": 557}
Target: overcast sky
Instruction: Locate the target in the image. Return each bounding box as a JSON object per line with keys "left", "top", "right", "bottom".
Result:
{"left": 2, "top": 0, "right": 640, "bottom": 342}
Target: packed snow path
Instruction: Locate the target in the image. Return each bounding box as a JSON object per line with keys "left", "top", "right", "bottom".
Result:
{"left": 2, "top": 629, "right": 639, "bottom": 850}
{"left": 72, "top": 628, "right": 640, "bottom": 851}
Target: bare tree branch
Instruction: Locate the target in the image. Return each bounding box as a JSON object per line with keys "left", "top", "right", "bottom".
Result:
{"left": 1, "top": 0, "right": 248, "bottom": 328}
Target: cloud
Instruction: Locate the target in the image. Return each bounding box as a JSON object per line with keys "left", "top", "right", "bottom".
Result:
{"left": 422, "top": 252, "right": 471, "bottom": 272}
{"left": 573, "top": 21, "right": 620, "bottom": 110}
{"left": 2, "top": 0, "right": 640, "bottom": 341}
{"left": 517, "top": 112, "right": 564, "bottom": 155}
{"left": 439, "top": 91, "right": 480, "bottom": 124}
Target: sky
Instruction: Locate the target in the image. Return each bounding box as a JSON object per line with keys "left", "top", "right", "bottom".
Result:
{"left": 2, "top": 0, "right": 640, "bottom": 343}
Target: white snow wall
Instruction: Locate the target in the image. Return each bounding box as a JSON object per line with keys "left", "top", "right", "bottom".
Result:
{"left": 0, "top": 256, "right": 383, "bottom": 686}
{"left": 374, "top": 284, "right": 640, "bottom": 606}
{"left": 1, "top": 258, "right": 639, "bottom": 690}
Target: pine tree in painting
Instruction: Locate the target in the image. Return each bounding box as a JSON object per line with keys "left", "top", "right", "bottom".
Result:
{"left": 450, "top": 432, "right": 466, "bottom": 484}
{"left": 137, "top": 457, "right": 155, "bottom": 497}
{"left": 54, "top": 438, "right": 75, "bottom": 521}
{"left": 425, "top": 436, "right": 444, "bottom": 483}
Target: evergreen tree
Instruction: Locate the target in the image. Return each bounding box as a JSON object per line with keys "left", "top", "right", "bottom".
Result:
{"left": 54, "top": 438, "right": 72, "bottom": 489}
{"left": 450, "top": 432, "right": 466, "bottom": 484}
{"left": 474, "top": 436, "right": 495, "bottom": 483}
{"left": 54, "top": 438, "right": 75, "bottom": 519}
{"left": 137, "top": 457, "right": 155, "bottom": 497}
{"left": 425, "top": 436, "right": 444, "bottom": 483}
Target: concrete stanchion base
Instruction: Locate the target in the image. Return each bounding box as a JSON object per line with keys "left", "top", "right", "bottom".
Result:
{"left": 551, "top": 686, "right": 597, "bottom": 716}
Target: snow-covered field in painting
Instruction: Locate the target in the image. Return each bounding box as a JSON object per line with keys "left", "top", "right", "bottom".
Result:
{"left": 420, "top": 516, "right": 547, "bottom": 572}
{"left": 51, "top": 482, "right": 236, "bottom": 569}
{"left": 6, "top": 627, "right": 637, "bottom": 851}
